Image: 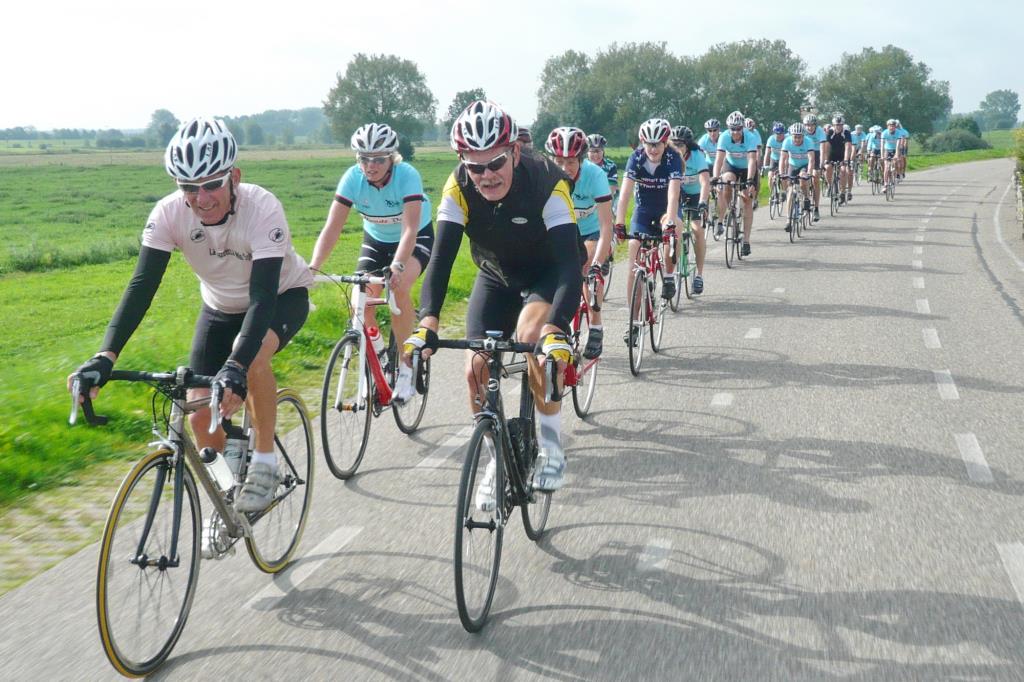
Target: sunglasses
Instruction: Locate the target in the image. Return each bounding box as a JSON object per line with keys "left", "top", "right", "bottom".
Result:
{"left": 177, "top": 172, "right": 232, "bottom": 194}
{"left": 642, "top": 141, "right": 664, "bottom": 148}
{"left": 357, "top": 154, "right": 391, "bottom": 166}
{"left": 462, "top": 151, "right": 511, "bottom": 175}
{"left": 729, "top": 126, "right": 744, "bottom": 132}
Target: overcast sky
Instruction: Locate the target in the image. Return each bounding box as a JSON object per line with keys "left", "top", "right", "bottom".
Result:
{"left": 4, "top": 0, "right": 1022, "bottom": 131}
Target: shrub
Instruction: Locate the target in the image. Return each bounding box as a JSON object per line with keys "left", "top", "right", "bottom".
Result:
{"left": 925, "top": 129, "right": 991, "bottom": 153}
{"left": 946, "top": 114, "right": 982, "bottom": 137}
{"left": 398, "top": 135, "right": 416, "bottom": 161}
{"left": 1015, "top": 128, "right": 1024, "bottom": 172}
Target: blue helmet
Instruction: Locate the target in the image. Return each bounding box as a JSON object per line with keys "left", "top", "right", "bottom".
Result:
{"left": 772, "top": 121, "right": 785, "bottom": 134}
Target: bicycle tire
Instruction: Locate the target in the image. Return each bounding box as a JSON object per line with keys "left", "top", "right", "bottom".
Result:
{"left": 245, "top": 388, "right": 314, "bottom": 573}
{"left": 571, "top": 305, "right": 599, "bottom": 418}
{"left": 789, "top": 198, "right": 798, "bottom": 243}
{"left": 724, "top": 211, "right": 737, "bottom": 269}
{"left": 683, "top": 233, "right": 696, "bottom": 300}
{"left": 668, "top": 233, "right": 683, "bottom": 312}
{"left": 519, "top": 418, "right": 551, "bottom": 540}
{"left": 96, "top": 449, "right": 201, "bottom": 678}
{"left": 454, "top": 418, "right": 504, "bottom": 632}
{"left": 392, "top": 332, "right": 430, "bottom": 434}
{"left": 650, "top": 268, "right": 666, "bottom": 352}
{"left": 320, "top": 336, "right": 373, "bottom": 479}
{"left": 769, "top": 182, "right": 779, "bottom": 220}
{"left": 627, "top": 269, "right": 646, "bottom": 376}
{"left": 829, "top": 176, "right": 839, "bottom": 216}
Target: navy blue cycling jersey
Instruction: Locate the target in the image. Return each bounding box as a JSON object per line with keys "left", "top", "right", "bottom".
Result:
{"left": 624, "top": 147, "right": 682, "bottom": 223}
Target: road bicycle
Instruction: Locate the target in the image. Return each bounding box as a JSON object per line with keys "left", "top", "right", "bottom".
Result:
{"left": 852, "top": 154, "right": 862, "bottom": 186}
{"left": 826, "top": 162, "right": 843, "bottom": 216}
{"left": 708, "top": 186, "right": 721, "bottom": 241}
{"left": 665, "top": 207, "right": 701, "bottom": 310}
{"left": 70, "top": 367, "right": 313, "bottom": 677}
{"left": 564, "top": 272, "right": 602, "bottom": 417}
{"left": 786, "top": 173, "right": 813, "bottom": 242}
{"left": 624, "top": 233, "right": 669, "bottom": 375}
{"left": 714, "top": 179, "right": 751, "bottom": 269}
{"left": 883, "top": 154, "right": 898, "bottom": 201}
{"left": 316, "top": 272, "right": 430, "bottom": 480}
{"left": 410, "top": 335, "right": 554, "bottom": 632}
{"left": 767, "top": 169, "right": 785, "bottom": 221}
{"left": 868, "top": 157, "right": 882, "bottom": 195}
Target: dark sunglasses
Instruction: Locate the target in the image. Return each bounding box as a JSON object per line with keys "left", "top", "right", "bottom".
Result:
{"left": 177, "top": 172, "right": 232, "bottom": 194}
{"left": 462, "top": 151, "right": 511, "bottom": 175}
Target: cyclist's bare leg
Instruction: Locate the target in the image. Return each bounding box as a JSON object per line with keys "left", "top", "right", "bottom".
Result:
{"left": 464, "top": 350, "right": 490, "bottom": 415}
{"left": 625, "top": 238, "right": 641, "bottom": 308}
{"left": 741, "top": 185, "right": 754, "bottom": 241}
{"left": 387, "top": 258, "right": 422, "bottom": 346}
{"left": 691, "top": 215, "right": 706, "bottom": 275}
{"left": 516, "top": 301, "right": 561, "bottom": 416}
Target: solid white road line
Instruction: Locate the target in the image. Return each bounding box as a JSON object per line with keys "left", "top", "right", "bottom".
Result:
{"left": 913, "top": 277, "right": 925, "bottom": 289}
{"left": 933, "top": 370, "right": 960, "bottom": 400}
{"left": 955, "top": 433, "right": 993, "bottom": 483}
{"left": 744, "top": 328, "right": 762, "bottom": 339}
{"left": 416, "top": 426, "right": 474, "bottom": 469}
{"left": 637, "top": 538, "right": 673, "bottom": 572}
{"left": 916, "top": 299, "right": 931, "bottom": 314}
{"left": 922, "top": 328, "right": 941, "bottom": 349}
{"left": 997, "top": 543, "right": 1024, "bottom": 607}
{"left": 993, "top": 181, "right": 1024, "bottom": 272}
{"left": 247, "top": 526, "right": 363, "bottom": 611}
{"left": 711, "top": 393, "right": 734, "bottom": 407}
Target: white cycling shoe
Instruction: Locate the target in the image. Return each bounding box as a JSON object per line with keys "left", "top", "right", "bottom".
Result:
{"left": 532, "top": 445, "right": 567, "bottom": 492}
{"left": 475, "top": 457, "right": 497, "bottom": 512}
{"left": 393, "top": 364, "right": 416, "bottom": 405}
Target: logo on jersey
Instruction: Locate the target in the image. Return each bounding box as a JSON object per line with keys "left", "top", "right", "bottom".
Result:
{"left": 511, "top": 217, "right": 528, "bottom": 225}
{"left": 144, "top": 221, "right": 155, "bottom": 232}
{"left": 268, "top": 227, "right": 285, "bottom": 243}
{"left": 189, "top": 228, "right": 206, "bottom": 243}
{"left": 384, "top": 199, "right": 401, "bottom": 208}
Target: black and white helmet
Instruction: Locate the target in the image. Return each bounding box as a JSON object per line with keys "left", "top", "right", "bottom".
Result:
{"left": 832, "top": 113, "right": 845, "bottom": 125}
{"left": 638, "top": 118, "right": 671, "bottom": 144}
{"left": 803, "top": 113, "right": 818, "bottom": 126}
{"left": 670, "top": 125, "right": 694, "bottom": 145}
{"left": 704, "top": 118, "right": 720, "bottom": 131}
{"left": 788, "top": 123, "right": 806, "bottom": 136}
{"left": 587, "top": 133, "right": 607, "bottom": 149}
{"left": 351, "top": 123, "right": 399, "bottom": 154}
{"left": 450, "top": 100, "right": 518, "bottom": 152}
{"left": 164, "top": 117, "right": 237, "bottom": 182}
{"left": 726, "top": 111, "right": 745, "bottom": 129}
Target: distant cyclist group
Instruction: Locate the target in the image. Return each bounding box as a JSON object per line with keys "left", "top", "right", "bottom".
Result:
{"left": 67, "top": 100, "right": 914, "bottom": 670}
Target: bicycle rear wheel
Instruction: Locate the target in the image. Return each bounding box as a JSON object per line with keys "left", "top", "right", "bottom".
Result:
{"left": 392, "top": 334, "right": 430, "bottom": 434}
{"left": 454, "top": 418, "right": 504, "bottom": 632}
{"left": 571, "top": 305, "right": 599, "bottom": 418}
{"left": 321, "top": 336, "right": 373, "bottom": 479}
{"left": 96, "top": 450, "right": 200, "bottom": 678}
{"left": 627, "top": 269, "right": 647, "bottom": 376}
{"left": 650, "top": 269, "right": 666, "bottom": 352}
{"left": 246, "top": 388, "right": 314, "bottom": 573}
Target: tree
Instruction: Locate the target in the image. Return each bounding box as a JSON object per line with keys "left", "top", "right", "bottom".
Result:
{"left": 244, "top": 121, "right": 264, "bottom": 145}
{"left": 323, "top": 53, "right": 437, "bottom": 142}
{"left": 442, "top": 88, "right": 488, "bottom": 134}
{"left": 978, "top": 89, "right": 1020, "bottom": 131}
{"left": 146, "top": 109, "right": 179, "bottom": 148}
{"left": 814, "top": 46, "right": 951, "bottom": 134}
{"left": 281, "top": 125, "right": 295, "bottom": 145}
{"left": 946, "top": 114, "right": 981, "bottom": 137}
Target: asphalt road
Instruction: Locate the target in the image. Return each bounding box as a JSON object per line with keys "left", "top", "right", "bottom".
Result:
{"left": 3, "top": 158, "right": 1024, "bottom": 681}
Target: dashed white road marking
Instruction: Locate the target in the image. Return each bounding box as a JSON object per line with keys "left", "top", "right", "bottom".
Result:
{"left": 916, "top": 299, "right": 931, "bottom": 314}
{"left": 922, "top": 218, "right": 930, "bottom": 224}
{"left": 416, "top": 426, "right": 474, "bottom": 469}
{"left": 915, "top": 235, "right": 925, "bottom": 242}
{"left": 917, "top": 225, "right": 927, "bottom": 232}
{"left": 922, "top": 328, "right": 941, "bottom": 349}
{"left": 997, "top": 544, "right": 1024, "bottom": 607}
{"left": 933, "top": 370, "right": 960, "bottom": 400}
{"left": 637, "top": 538, "right": 673, "bottom": 572}
{"left": 955, "top": 433, "right": 992, "bottom": 483}
{"left": 247, "top": 526, "right": 363, "bottom": 611}
{"left": 993, "top": 181, "right": 1024, "bottom": 272}
{"left": 711, "top": 392, "right": 733, "bottom": 407}
{"left": 913, "top": 277, "right": 925, "bottom": 289}
{"left": 744, "top": 327, "right": 762, "bottom": 339}
{"left": 772, "top": 287, "right": 785, "bottom": 294}
{"left": 914, "top": 246, "right": 923, "bottom": 255}
{"left": 912, "top": 260, "right": 923, "bottom": 270}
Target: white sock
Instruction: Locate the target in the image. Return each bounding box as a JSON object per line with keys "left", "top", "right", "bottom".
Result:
{"left": 535, "top": 409, "right": 561, "bottom": 451}
{"left": 590, "top": 324, "right": 602, "bottom": 331}
{"left": 251, "top": 451, "right": 276, "bottom": 467}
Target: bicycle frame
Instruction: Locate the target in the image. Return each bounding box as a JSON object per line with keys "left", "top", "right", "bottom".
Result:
{"left": 629, "top": 235, "right": 664, "bottom": 324}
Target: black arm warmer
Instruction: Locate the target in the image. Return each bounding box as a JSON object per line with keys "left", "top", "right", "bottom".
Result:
{"left": 229, "top": 257, "right": 282, "bottom": 367}
{"left": 546, "top": 223, "right": 584, "bottom": 334}
{"left": 419, "top": 219, "right": 464, "bottom": 319}
{"left": 101, "top": 246, "right": 171, "bottom": 355}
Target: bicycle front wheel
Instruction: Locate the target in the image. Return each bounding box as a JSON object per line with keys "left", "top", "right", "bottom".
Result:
{"left": 96, "top": 450, "right": 201, "bottom": 678}
{"left": 627, "top": 269, "right": 647, "bottom": 376}
{"left": 454, "top": 418, "right": 504, "bottom": 632}
{"left": 321, "top": 336, "right": 373, "bottom": 479}
{"left": 769, "top": 183, "right": 779, "bottom": 220}
{"left": 246, "top": 388, "right": 314, "bottom": 573}
{"left": 724, "top": 212, "right": 738, "bottom": 268}
{"left": 683, "top": 234, "right": 696, "bottom": 300}
{"left": 830, "top": 181, "right": 839, "bottom": 216}
{"left": 668, "top": 241, "right": 683, "bottom": 313}
{"left": 393, "top": 346, "right": 430, "bottom": 435}
{"left": 650, "top": 268, "right": 666, "bottom": 352}
{"left": 571, "top": 305, "right": 599, "bottom": 418}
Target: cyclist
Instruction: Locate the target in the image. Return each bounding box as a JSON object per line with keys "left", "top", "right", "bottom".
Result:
{"left": 546, "top": 126, "right": 613, "bottom": 358}
{"left": 762, "top": 122, "right": 787, "bottom": 207}
{"left": 779, "top": 122, "right": 817, "bottom": 233}
{"left": 865, "top": 125, "right": 883, "bottom": 179}
{"left": 67, "top": 117, "right": 314, "bottom": 513}
{"left": 881, "top": 119, "right": 901, "bottom": 187}
{"left": 614, "top": 117, "right": 682, "bottom": 323}
{"left": 712, "top": 110, "right": 759, "bottom": 256}
{"left": 698, "top": 119, "right": 723, "bottom": 236}
{"left": 850, "top": 124, "right": 865, "bottom": 173}
{"left": 309, "top": 122, "right": 433, "bottom": 389}
{"left": 671, "top": 125, "right": 710, "bottom": 294}
{"left": 802, "top": 113, "right": 828, "bottom": 222}
{"left": 586, "top": 133, "right": 619, "bottom": 211}
{"left": 895, "top": 119, "right": 910, "bottom": 178}
{"left": 402, "top": 100, "right": 580, "bottom": 501}
{"left": 824, "top": 114, "right": 854, "bottom": 204}
{"left": 745, "top": 117, "right": 764, "bottom": 207}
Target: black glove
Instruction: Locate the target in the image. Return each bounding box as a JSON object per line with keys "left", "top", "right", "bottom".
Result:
{"left": 403, "top": 326, "right": 440, "bottom": 356}
{"left": 697, "top": 202, "right": 708, "bottom": 212}
{"left": 76, "top": 354, "right": 113, "bottom": 389}
{"left": 214, "top": 361, "right": 248, "bottom": 401}
{"left": 587, "top": 263, "right": 604, "bottom": 279}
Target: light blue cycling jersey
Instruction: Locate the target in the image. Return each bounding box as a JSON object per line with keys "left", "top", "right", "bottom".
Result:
{"left": 335, "top": 162, "right": 433, "bottom": 242}
{"left": 747, "top": 128, "right": 763, "bottom": 149}
{"left": 881, "top": 129, "right": 901, "bottom": 151}
{"left": 781, "top": 135, "right": 816, "bottom": 169}
{"left": 698, "top": 132, "right": 719, "bottom": 165}
{"left": 716, "top": 129, "right": 759, "bottom": 169}
{"left": 765, "top": 134, "right": 787, "bottom": 162}
{"left": 850, "top": 131, "right": 864, "bottom": 146}
{"left": 804, "top": 125, "right": 827, "bottom": 150}
{"left": 896, "top": 127, "right": 910, "bottom": 141}
{"left": 680, "top": 148, "right": 709, "bottom": 195}
{"left": 571, "top": 159, "right": 613, "bottom": 237}
{"left": 866, "top": 132, "right": 882, "bottom": 150}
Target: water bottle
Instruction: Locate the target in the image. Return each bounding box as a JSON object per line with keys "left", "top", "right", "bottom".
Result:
{"left": 367, "top": 326, "right": 389, "bottom": 371}
{"left": 200, "top": 447, "right": 235, "bottom": 493}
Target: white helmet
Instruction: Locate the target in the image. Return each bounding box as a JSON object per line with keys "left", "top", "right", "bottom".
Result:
{"left": 450, "top": 100, "right": 518, "bottom": 152}
{"left": 788, "top": 123, "right": 806, "bottom": 136}
{"left": 803, "top": 113, "right": 818, "bottom": 126}
{"left": 351, "top": 123, "right": 399, "bottom": 154}
{"left": 164, "top": 117, "right": 237, "bottom": 181}
{"left": 726, "top": 111, "right": 745, "bottom": 129}
{"left": 638, "top": 118, "right": 671, "bottom": 144}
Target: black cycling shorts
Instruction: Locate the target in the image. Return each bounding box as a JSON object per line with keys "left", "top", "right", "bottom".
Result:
{"left": 189, "top": 287, "right": 309, "bottom": 376}
{"left": 723, "top": 164, "right": 749, "bottom": 184}
{"left": 787, "top": 166, "right": 811, "bottom": 180}
{"left": 679, "top": 192, "right": 703, "bottom": 217}
{"left": 356, "top": 224, "right": 434, "bottom": 275}
{"left": 630, "top": 211, "right": 666, "bottom": 238}
{"left": 465, "top": 268, "right": 568, "bottom": 340}
{"left": 767, "top": 159, "right": 780, "bottom": 172}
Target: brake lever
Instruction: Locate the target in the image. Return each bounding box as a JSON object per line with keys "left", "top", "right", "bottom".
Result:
{"left": 208, "top": 383, "right": 222, "bottom": 434}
